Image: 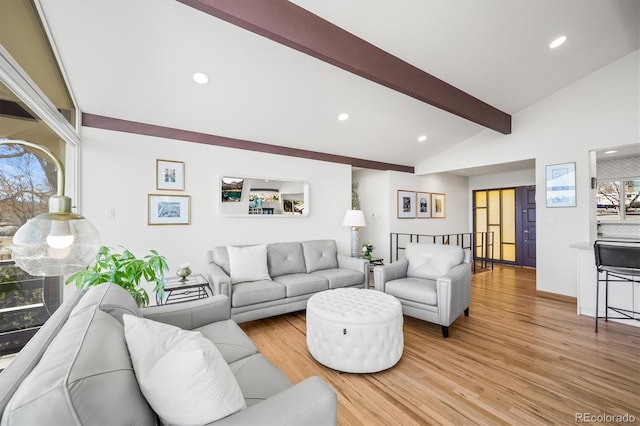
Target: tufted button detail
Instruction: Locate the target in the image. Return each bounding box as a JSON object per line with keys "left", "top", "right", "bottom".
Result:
{"left": 306, "top": 288, "right": 403, "bottom": 373}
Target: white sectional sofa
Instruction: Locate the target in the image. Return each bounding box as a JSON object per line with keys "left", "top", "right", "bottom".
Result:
{"left": 207, "top": 239, "right": 369, "bottom": 323}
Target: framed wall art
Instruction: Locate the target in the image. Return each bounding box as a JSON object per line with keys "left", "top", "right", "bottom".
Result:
{"left": 148, "top": 194, "right": 191, "bottom": 225}
{"left": 416, "top": 192, "right": 431, "bottom": 218}
{"left": 546, "top": 162, "right": 576, "bottom": 207}
{"left": 156, "top": 159, "right": 185, "bottom": 191}
{"left": 431, "top": 193, "right": 446, "bottom": 218}
{"left": 397, "top": 190, "right": 416, "bottom": 218}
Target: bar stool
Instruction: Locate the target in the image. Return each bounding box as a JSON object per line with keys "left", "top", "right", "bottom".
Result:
{"left": 593, "top": 240, "right": 640, "bottom": 332}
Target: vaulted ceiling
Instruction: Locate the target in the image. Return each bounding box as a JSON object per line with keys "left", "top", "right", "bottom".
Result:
{"left": 34, "top": 0, "right": 640, "bottom": 171}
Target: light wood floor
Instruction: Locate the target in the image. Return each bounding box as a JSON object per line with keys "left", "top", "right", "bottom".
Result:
{"left": 240, "top": 265, "right": 640, "bottom": 425}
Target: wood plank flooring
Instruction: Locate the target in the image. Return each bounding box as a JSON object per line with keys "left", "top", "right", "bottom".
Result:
{"left": 239, "top": 265, "right": 640, "bottom": 425}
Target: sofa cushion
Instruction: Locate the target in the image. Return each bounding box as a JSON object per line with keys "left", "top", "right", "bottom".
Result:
{"left": 302, "top": 240, "right": 339, "bottom": 273}
{"left": 406, "top": 243, "right": 464, "bottom": 280}
{"left": 232, "top": 280, "right": 286, "bottom": 307}
{"left": 195, "top": 319, "right": 258, "bottom": 364}
{"left": 229, "top": 354, "right": 293, "bottom": 407}
{"left": 267, "top": 242, "right": 307, "bottom": 277}
{"left": 70, "top": 282, "right": 142, "bottom": 324}
{"left": 228, "top": 244, "right": 271, "bottom": 284}
{"left": 123, "top": 315, "right": 246, "bottom": 425}
{"left": 386, "top": 277, "right": 438, "bottom": 306}
{"left": 2, "top": 306, "right": 155, "bottom": 426}
{"left": 273, "top": 273, "right": 329, "bottom": 297}
{"left": 310, "top": 268, "right": 364, "bottom": 289}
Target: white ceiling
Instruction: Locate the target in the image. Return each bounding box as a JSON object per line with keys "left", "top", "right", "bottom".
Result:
{"left": 37, "top": 0, "right": 640, "bottom": 172}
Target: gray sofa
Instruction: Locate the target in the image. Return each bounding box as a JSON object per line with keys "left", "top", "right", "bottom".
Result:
{"left": 208, "top": 239, "right": 369, "bottom": 323}
{"left": 0, "top": 283, "right": 337, "bottom": 425}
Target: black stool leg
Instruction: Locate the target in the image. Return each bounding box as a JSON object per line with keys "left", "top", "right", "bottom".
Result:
{"left": 595, "top": 271, "right": 599, "bottom": 333}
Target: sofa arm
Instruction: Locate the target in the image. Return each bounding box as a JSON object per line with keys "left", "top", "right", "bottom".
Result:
{"left": 436, "top": 262, "right": 472, "bottom": 327}
{"left": 373, "top": 259, "right": 409, "bottom": 292}
{"left": 214, "top": 376, "right": 337, "bottom": 425}
{"left": 140, "top": 295, "right": 231, "bottom": 330}
{"left": 208, "top": 263, "right": 231, "bottom": 296}
{"left": 337, "top": 254, "right": 369, "bottom": 287}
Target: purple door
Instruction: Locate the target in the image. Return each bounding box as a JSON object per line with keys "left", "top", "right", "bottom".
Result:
{"left": 521, "top": 186, "right": 537, "bottom": 267}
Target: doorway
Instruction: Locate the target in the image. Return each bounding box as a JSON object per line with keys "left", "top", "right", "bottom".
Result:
{"left": 473, "top": 186, "right": 536, "bottom": 267}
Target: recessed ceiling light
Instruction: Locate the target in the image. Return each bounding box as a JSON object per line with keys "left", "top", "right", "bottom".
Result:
{"left": 338, "top": 113, "right": 349, "bottom": 121}
{"left": 549, "top": 35, "right": 567, "bottom": 49}
{"left": 417, "top": 135, "right": 428, "bottom": 143}
{"left": 604, "top": 150, "right": 618, "bottom": 154}
{"left": 192, "top": 72, "right": 209, "bottom": 84}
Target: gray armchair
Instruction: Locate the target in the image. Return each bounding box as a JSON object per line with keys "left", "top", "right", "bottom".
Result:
{"left": 373, "top": 243, "right": 471, "bottom": 338}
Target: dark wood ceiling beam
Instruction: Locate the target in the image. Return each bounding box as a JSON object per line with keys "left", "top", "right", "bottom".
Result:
{"left": 82, "top": 113, "right": 414, "bottom": 173}
{"left": 178, "top": 0, "right": 511, "bottom": 134}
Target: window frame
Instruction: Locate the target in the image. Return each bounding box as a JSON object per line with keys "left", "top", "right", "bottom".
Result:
{"left": 596, "top": 178, "right": 640, "bottom": 222}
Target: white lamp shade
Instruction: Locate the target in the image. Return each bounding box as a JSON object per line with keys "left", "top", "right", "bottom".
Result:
{"left": 342, "top": 210, "right": 367, "bottom": 227}
{"left": 11, "top": 215, "right": 101, "bottom": 276}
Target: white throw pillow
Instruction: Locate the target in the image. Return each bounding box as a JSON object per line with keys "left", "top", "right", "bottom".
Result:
{"left": 227, "top": 244, "right": 271, "bottom": 284}
{"left": 123, "top": 315, "right": 246, "bottom": 425}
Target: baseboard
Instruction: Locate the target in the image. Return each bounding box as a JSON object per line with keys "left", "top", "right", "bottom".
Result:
{"left": 536, "top": 290, "right": 576, "bottom": 304}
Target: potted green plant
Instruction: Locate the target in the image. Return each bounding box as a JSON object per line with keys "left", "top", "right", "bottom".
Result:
{"left": 361, "top": 243, "right": 375, "bottom": 260}
{"left": 65, "top": 245, "right": 169, "bottom": 307}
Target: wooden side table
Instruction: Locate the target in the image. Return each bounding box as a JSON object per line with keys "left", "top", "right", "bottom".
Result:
{"left": 156, "top": 273, "right": 211, "bottom": 305}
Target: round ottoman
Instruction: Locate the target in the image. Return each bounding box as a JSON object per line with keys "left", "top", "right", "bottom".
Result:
{"left": 306, "top": 288, "right": 403, "bottom": 373}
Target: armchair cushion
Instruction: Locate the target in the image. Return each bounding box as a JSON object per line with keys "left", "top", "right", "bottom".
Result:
{"left": 385, "top": 277, "right": 437, "bottom": 306}
{"left": 406, "top": 243, "right": 464, "bottom": 280}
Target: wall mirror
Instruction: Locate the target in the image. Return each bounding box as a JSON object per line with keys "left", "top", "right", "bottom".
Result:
{"left": 219, "top": 175, "right": 309, "bottom": 217}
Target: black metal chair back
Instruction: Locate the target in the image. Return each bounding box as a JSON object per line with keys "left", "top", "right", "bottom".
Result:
{"left": 594, "top": 240, "right": 640, "bottom": 275}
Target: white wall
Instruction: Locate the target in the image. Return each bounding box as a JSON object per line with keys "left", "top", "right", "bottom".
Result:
{"left": 352, "top": 169, "right": 390, "bottom": 262}
{"left": 354, "top": 169, "right": 469, "bottom": 263}
{"left": 415, "top": 50, "right": 640, "bottom": 297}
{"left": 468, "top": 169, "right": 536, "bottom": 192}
{"left": 70, "top": 126, "right": 352, "bottom": 301}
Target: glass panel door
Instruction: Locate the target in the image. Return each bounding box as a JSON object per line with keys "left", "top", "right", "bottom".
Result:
{"left": 473, "top": 188, "right": 517, "bottom": 263}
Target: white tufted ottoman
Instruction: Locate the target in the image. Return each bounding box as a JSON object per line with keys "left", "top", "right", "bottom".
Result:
{"left": 306, "top": 288, "right": 403, "bottom": 373}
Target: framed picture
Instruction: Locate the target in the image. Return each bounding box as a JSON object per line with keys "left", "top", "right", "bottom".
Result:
{"left": 156, "top": 159, "right": 185, "bottom": 191}
{"left": 397, "top": 190, "right": 416, "bottom": 218}
{"left": 546, "top": 162, "right": 576, "bottom": 207}
{"left": 148, "top": 194, "right": 191, "bottom": 225}
{"left": 416, "top": 192, "right": 431, "bottom": 218}
{"left": 431, "top": 193, "right": 446, "bottom": 218}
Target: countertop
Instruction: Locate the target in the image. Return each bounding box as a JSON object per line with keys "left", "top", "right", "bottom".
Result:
{"left": 571, "top": 236, "right": 640, "bottom": 250}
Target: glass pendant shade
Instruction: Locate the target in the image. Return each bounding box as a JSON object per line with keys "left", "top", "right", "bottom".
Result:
{"left": 1, "top": 139, "right": 101, "bottom": 276}
{"left": 12, "top": 212, "right": 100, "bottom": 276}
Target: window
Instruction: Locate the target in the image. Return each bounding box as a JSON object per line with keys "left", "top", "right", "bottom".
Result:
{"left": 597, "top": 179, "right": 640, "bottom": 221}
{"left": 0, "top": 99, "right": 65, "bottom": 355}
{"left": 0, "top": 1, "right": 80, "bottom": 354}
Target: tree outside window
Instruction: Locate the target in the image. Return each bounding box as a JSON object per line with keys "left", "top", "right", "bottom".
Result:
{"left": 0, "top": 142, "right": 59, "bottom": 355}
{"left": 597, "top": 179, "right": 640, "bottom": 221}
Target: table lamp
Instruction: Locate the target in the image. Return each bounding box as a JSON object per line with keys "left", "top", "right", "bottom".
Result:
{"left": 342, "top": 209, "right": 366, "bottom": 257}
